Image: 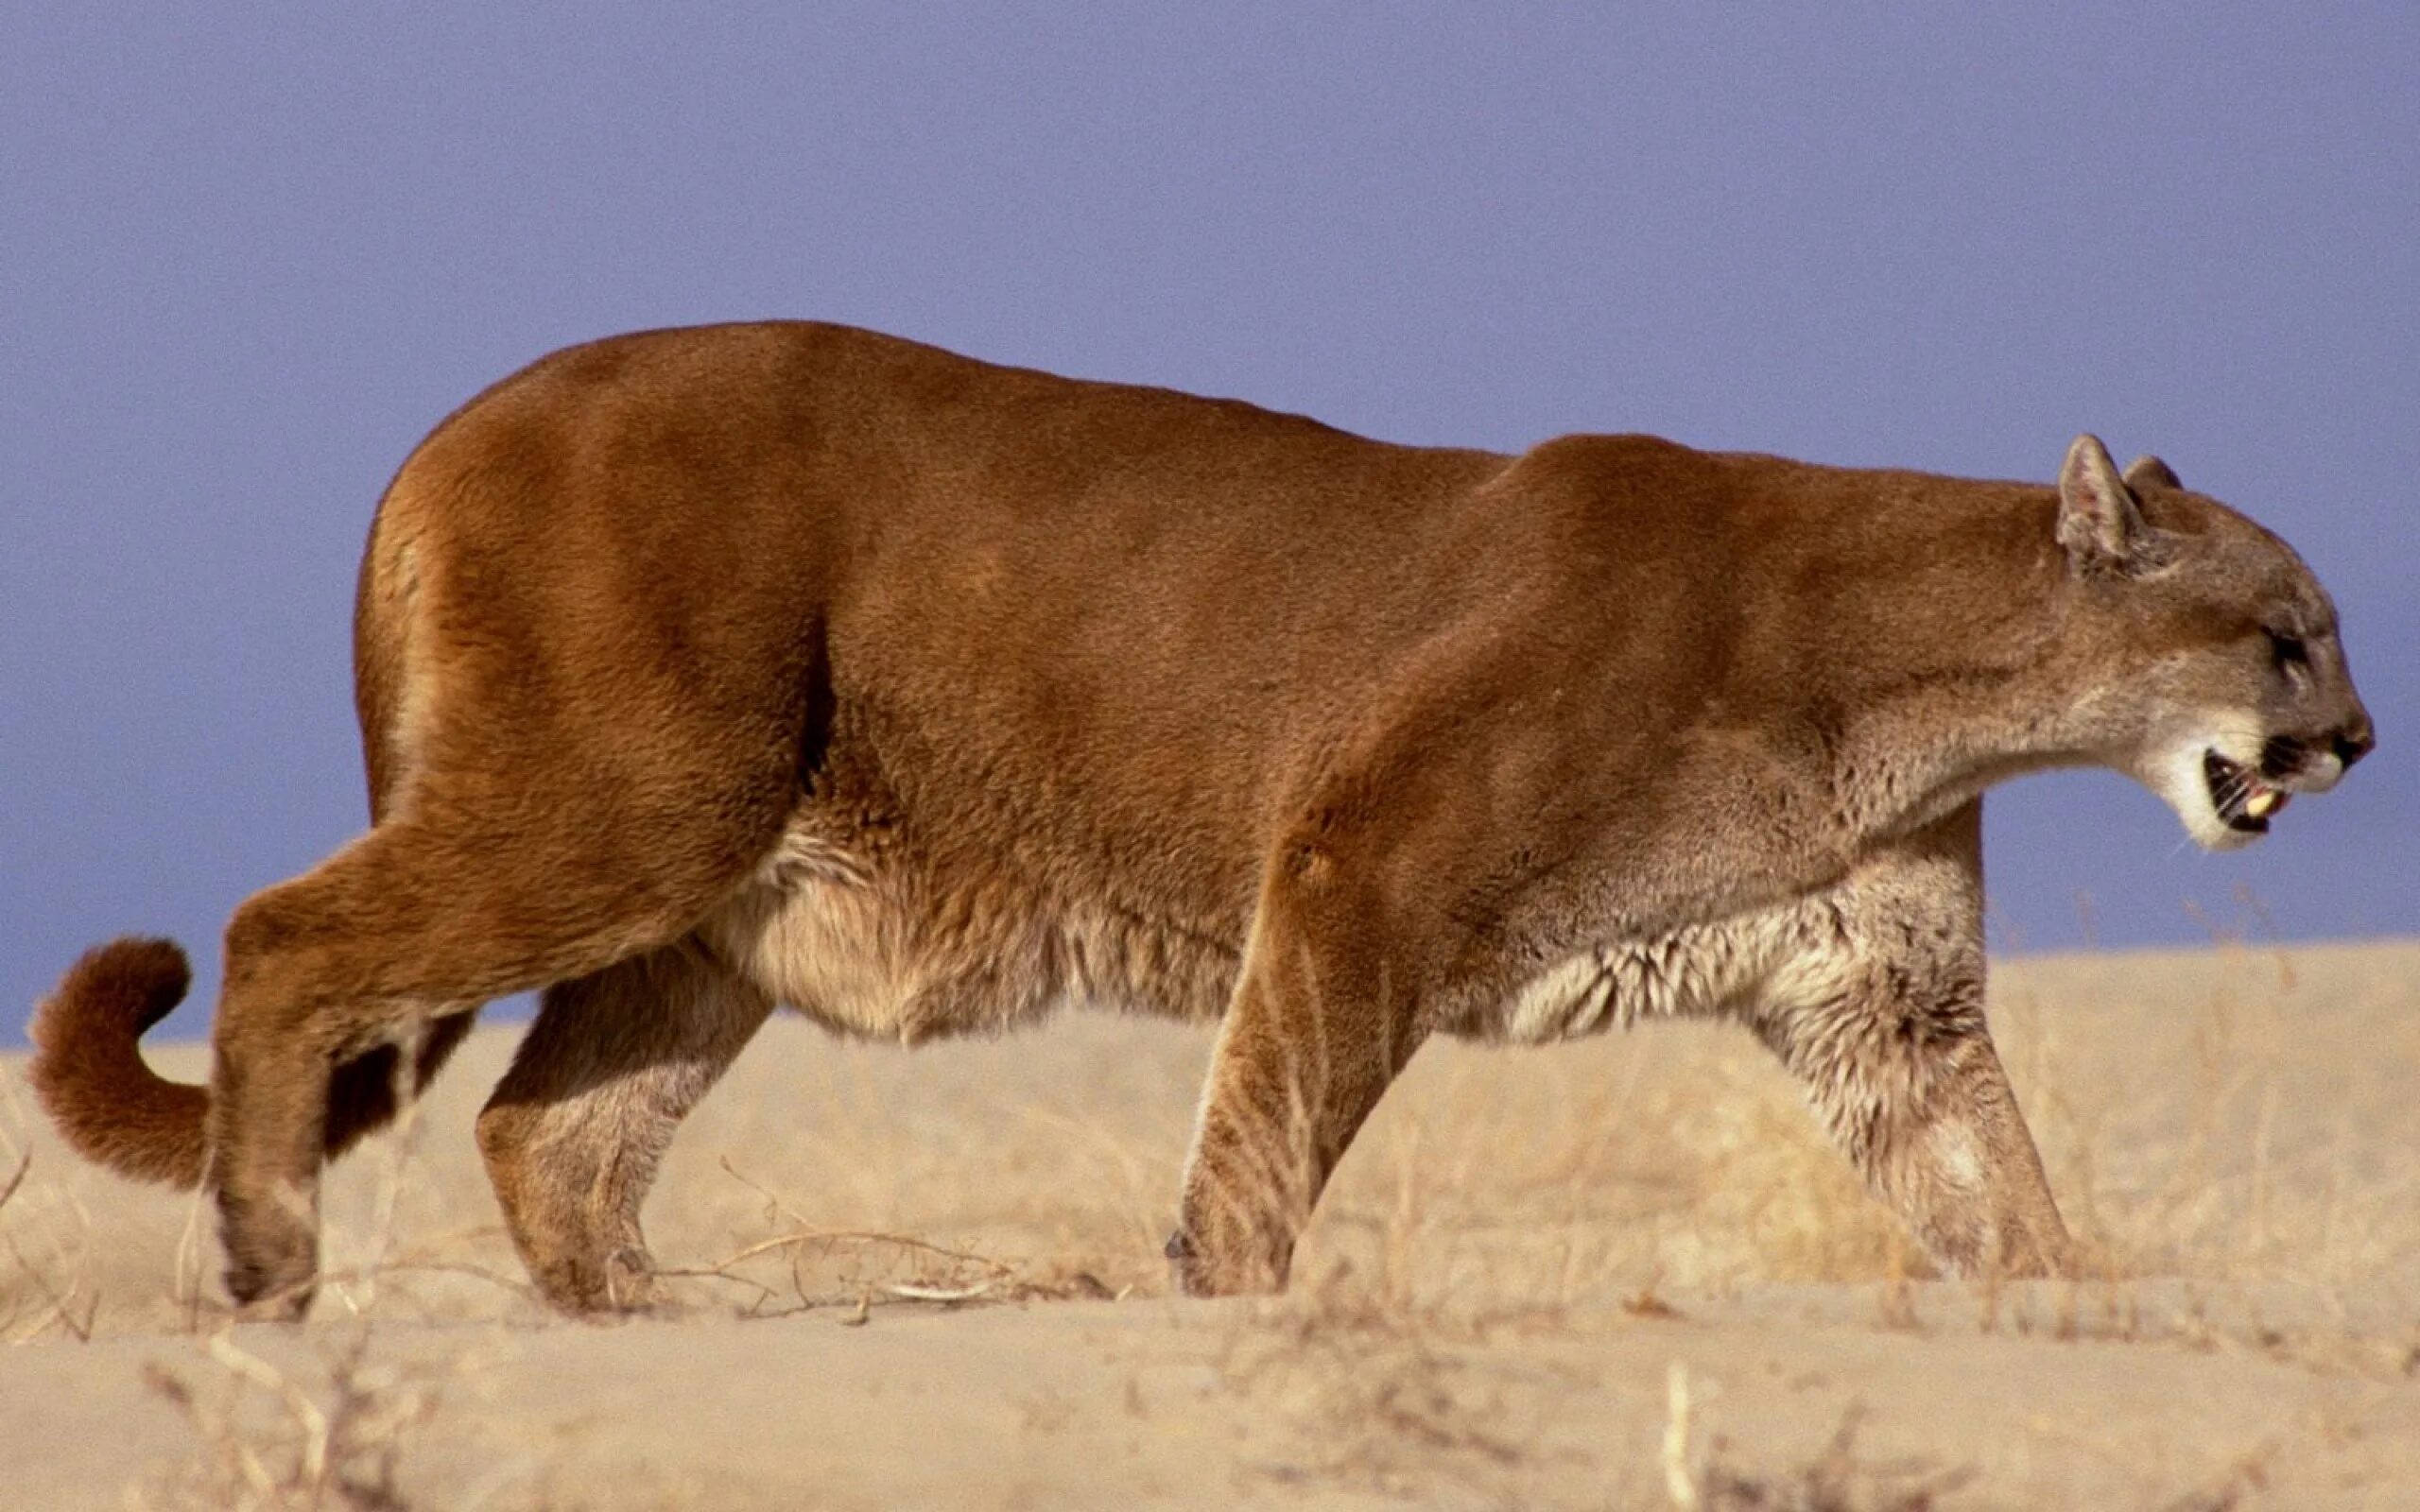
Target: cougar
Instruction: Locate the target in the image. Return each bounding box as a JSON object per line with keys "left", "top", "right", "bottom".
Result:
{"left": 30, "top": 322, "right": 2374, "bottom": 1315}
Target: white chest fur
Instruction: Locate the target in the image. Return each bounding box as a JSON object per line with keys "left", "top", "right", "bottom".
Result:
{"left": 1478, "top": 897, "right": 1856, "bottom": 1046}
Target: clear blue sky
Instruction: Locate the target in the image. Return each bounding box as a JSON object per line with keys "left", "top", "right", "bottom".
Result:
{"left": 5, "top": 6, "right": 2414, "bottom": 1046}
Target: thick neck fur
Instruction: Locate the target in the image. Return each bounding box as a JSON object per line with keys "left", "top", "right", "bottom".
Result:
{"left": 1446, "top": 443, "right": 2118, "bottom": 943}
{"left": 1778, "top": 479, "right": 2091, "bottom": 843}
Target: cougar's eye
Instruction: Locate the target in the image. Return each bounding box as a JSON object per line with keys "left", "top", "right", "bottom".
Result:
{"left": 2266, "top": 627, "right": 2309, "bottom": 680}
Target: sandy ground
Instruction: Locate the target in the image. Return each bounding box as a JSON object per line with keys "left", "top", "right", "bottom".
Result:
{"left": 5, "top": 939, "right": 2417, "bottom": 1509}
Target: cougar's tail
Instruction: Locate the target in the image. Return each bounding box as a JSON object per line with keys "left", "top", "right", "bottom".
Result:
{"left": 29, "top": 936, "right": 484, "bottom": 1190}
{"left": 28, "top": 938, "right": 210, "bottom": 1187}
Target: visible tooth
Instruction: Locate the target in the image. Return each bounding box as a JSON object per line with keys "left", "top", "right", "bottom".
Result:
{"left": 2245, "top": 790, "right": 2280, "bottom": 819}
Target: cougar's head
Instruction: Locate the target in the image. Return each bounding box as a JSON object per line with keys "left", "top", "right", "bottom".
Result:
{"left": 2052, "top": 435, "right": 2375, "bottom": 851}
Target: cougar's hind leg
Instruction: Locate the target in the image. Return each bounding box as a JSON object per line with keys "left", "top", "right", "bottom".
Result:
{"left": 210, "top": 806, "right": 785, "bottom": 1317}
{"left": 476, "top": 942, "right": 773, "bottom": 1314}
{"left": 211, "top": 409, "right": 831, "bottom": 1316}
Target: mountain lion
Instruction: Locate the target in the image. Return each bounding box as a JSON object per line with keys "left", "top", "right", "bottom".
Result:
{"left": 30, "top": 323, "right": 2374, "bottom": 1315}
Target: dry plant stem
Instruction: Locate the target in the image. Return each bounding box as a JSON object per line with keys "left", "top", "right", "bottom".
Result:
{"left": 141, "top": 1319, "right": 452, "bottom": 1512}
{"left": 1, "top": 1121, "right": 103, "bottom": 1345}
{"left": 0, "top": 1145, "right": 97, "bottom": 1344}
{"left": 177, "top": 1172, "right": 214, "bottom": 1332}
{"left": 329, "top": 1024, "right": 428, "bottom": 1320}
{"left": 3, "top": 1228, "right": 98, "bottom": 1344}
{"left": 0, "top": 1146, "right": 28, "bottom": 1215}
{"left": 204, "top": 1332, "right": 334, "bottom": 1492}
{"left": 717, "top": 1153, "right": 816, "bottom": 1231}
{"left": 880, "top": 1280, "right": 996, "bottom": 1302}
{"left": 659, "top": 1227, "right": 1014, "bottom": 1281}
{"left": 1663, "top": 1360, "right": 1701, "bottom": 1510}
{"left": 654, "top": 1225, "right": 1031, "bottom": 1319}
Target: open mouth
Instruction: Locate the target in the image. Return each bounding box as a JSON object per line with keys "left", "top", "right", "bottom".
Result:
{"left": 2204, "top": 750, "right": 2290, "bottom": 834}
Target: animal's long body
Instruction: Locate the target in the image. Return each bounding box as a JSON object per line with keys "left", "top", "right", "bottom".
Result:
{"left": 29, "top": 322, "right": 2373, "bottom": 1313}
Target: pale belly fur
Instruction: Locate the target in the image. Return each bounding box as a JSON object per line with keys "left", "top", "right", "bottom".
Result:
{"left": 696, "top": 823, "right": 1858, "bottom": 1046}
{"left": 695, "top": 826, "right": 1241, "bottom": 1043}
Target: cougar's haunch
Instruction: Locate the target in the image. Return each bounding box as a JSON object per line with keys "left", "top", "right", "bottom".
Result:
{"left": 28, "top": 322, "right": 2374, "bottom": 1315}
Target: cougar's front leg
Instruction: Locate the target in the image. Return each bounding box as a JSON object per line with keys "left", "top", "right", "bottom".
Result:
{"left": 1170, "top": 845, "right": 1430, "bottom": 1297}
{"left": 1760, "top": 807, "right": 2071, "bottom": 1277}
{"left": 1773, "top": 995, "right": 2071, "bottom": 1277}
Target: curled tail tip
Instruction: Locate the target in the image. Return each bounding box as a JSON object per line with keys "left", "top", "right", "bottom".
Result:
{"left": 33, "top": 937, "right": 192, "bottom": 1048}
{"left": 28, "top": 936, "right": 207, "bottom": 1189}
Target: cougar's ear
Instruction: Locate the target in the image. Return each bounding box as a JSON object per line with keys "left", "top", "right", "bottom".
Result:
{"left": 2122, "top": 454, "right": 2182, "bottom": 492}
{"left": 2057, "top": 434, "right": 2151, "bottom": 576}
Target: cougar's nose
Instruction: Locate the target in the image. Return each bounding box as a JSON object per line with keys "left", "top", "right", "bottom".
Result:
{"left": 2333, "top": 718, "right": 2376, "bottom": 770}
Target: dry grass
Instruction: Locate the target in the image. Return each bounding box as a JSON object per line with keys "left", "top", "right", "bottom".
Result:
{"left": 132, "top": 1324, "right": 442, "bottom": 1512}
{"left": 1684, "top": 1383, "right": 1977, "bottom": 1511}
{"left": 0, "top": 1064, "right": 103, "bottom": 1343}
{"left": 3, "top": 939, "right": 2417, "bottom": 1508}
